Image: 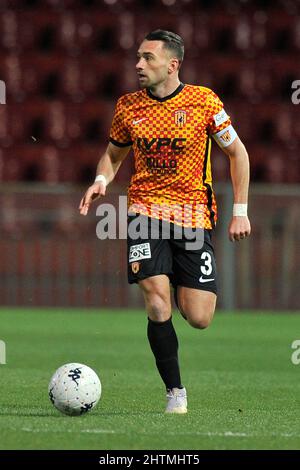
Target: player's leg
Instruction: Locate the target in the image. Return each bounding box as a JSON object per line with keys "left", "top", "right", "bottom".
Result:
{"left": 172, "top": 228, "right": 218, "bottom": 329}
{"left": 127, "top": 215, "right": 187, "bottom": 413}
{"left": 139, "top": 274, "right": 172, "bottom": 323}
{"left": 176, "top": 287, "right": 216, "bottom": 329}
{"left": 140, "top": 275, "right": 180, "bottom": 389}
{"left": 139, "top": 275, "right": 187, "bottom": 413}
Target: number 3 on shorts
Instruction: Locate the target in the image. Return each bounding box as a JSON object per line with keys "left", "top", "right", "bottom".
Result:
{"left": 200, "top": 251, "right": 213, "bottom": 276}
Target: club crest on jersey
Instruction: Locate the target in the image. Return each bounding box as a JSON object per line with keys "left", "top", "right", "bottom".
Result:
{"left": 174, "top": 110, "right": 187, "bottom": 127}
{"left": 131, "top": 262, "right": 140, "bottom": 274}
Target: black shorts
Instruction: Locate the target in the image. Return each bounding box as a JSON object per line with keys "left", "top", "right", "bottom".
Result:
{"left": 127, "top": 215, "right": 217, "bottom": 294}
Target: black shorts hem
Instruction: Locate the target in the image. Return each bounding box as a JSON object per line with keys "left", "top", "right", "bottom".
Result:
{"left": 128, "top": 271, "right": 172, "bottom": 285}
{"left": 129, "top": 273, "right": 217, "bottom": 295}
{"left": 172, "top": 280, "right": 218, "bottom": 295}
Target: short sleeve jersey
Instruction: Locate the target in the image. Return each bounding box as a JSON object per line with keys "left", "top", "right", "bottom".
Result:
{"left": 110, "top": 83, "right": 233, "bottom": 229}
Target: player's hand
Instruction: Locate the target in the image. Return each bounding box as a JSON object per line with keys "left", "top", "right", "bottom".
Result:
{"left": 228, "top": 216, "right": 251, "bottom": 242}
{"left": 79, "top": 182, "right": 106, "bottom": 216}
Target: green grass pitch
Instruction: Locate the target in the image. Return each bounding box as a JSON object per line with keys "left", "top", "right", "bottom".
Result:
{"left": 0, "top": 308, "right": 300, "bottom": 450}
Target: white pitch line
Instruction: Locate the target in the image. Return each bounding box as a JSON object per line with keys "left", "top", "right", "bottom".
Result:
{"left": 82, "top": 429, "right": 116, "bottom": 434}
{"left": 5, "top": 427, "right": 298, "bottom": 439}
{"left": 20, "top": 427, "right": 115, "bottom": 434}
{"left": 158, "top": 430, "right": 300, "bottom": 439}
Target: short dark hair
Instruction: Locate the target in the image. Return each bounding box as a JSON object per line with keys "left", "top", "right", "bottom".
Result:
{"left": 144, "top": 29, "right": 184, "bottom": 63}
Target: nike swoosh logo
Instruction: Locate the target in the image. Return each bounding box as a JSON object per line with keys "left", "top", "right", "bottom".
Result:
{"left": 199, "top": 276, "right": 215, "bottom": 283}
{"left": 132, "top": 118, "right": 147, "bottom": 125}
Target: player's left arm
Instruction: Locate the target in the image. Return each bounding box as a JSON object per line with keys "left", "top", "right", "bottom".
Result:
{"left": 206, "top": 90, "right": 251, "bottom": 242}
{"left": 221, "top": 136, "right": 251, "bottom": 242}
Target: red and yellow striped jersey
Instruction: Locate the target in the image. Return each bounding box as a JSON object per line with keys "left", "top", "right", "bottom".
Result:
{"left": 110, "top": 83, "right": 232, "bottom": 229}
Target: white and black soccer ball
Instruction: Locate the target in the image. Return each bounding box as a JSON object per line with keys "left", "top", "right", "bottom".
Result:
{"left": 48, "top": 363, "right": 101, "bottom": 416}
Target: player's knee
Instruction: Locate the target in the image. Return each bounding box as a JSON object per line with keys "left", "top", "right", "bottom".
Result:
{"left": 185, "top": 308, "right": 215, "bottom": 330}
{"left": 147, "top": 292, "right": 171, "bottom": 322}
{"left": 188, "top": 316, "right": 211, "bottom": 329}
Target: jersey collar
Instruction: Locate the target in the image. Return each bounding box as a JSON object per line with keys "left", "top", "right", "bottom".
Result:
{"left": 146, "top": 82, "right": 185, "bottom": 102}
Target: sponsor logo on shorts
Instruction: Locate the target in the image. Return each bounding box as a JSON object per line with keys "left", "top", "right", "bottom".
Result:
{"left": 129, "top": 243, "right": 151, "bottom": 262}
{"left": 199, "top": 276, "right": 215, "bottom": 283}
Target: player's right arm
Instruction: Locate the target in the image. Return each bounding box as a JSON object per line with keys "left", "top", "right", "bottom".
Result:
{"left": 79, "top": 142, "right": 131, "bottom": 216}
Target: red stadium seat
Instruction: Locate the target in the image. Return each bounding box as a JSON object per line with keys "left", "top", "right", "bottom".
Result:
{"left": 0, "top": 6, "right": 299, "bottom": 183}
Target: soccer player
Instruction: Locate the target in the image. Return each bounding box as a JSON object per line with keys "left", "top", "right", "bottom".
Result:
{"left": 79, "top": 30, "right": 251, "bottom": 414}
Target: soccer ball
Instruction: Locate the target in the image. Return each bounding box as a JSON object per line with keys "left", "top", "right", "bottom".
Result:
{"left": 48, "top": 363, "right": 101, "bottom": 416}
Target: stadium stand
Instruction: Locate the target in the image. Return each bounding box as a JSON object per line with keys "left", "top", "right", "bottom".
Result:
{"left": 0, "top": 0, "right": 299, "bottom": 184}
